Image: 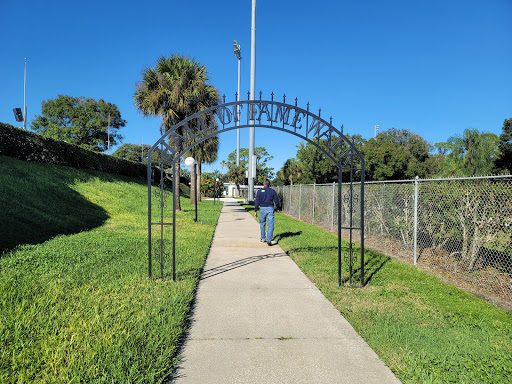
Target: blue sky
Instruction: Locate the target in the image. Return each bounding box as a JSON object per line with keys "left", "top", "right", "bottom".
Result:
{"left": 1, "top": 0, "right": 511, "bottom": 175}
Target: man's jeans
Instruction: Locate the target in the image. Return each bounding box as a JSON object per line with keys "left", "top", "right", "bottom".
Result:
{"left": 259, "top": 206, "right": 275, "bottom": 241}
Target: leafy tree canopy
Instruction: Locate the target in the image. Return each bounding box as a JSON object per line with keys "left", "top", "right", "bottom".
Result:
{"left": 363, "top": 129, "right": 438, "bottom": 181}
{"left": 275, "top": 158, "right": 304, "bottom": 186}
{"left": 31, "top": 95, "right": 125, "bottom": 152}
{"left": 295, "top": 139, "right": 338, "bottom": 184}
{"left": 225, "top": 147, "right": 274, "bottom": 184}
{"left": 495, "top": 118, "right": 512, "bottom": 174}
{"left": 436, "top": 128, "right": 499, "bottom": 177}
{"left": 113, "top": 143, "right": 166, "bottom": 164}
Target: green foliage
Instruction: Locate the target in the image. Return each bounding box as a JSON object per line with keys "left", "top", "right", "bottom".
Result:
{"left": 295, "top": 139, "right": 339, "bottom": 183}
{"left": 0, "top": 157, "right": 222, "bottom": 382}
{"left": 436, "top": 128, "right": 500, "bottom": 177}
{"left": 495, "top": 118, "right": 512, "bottom": 174}
{"left": 31, "top": 95, "right": 125, "bottom": 152}
{"left": 226, "top": 164, "right": 245, "bottom": 186}
{"left": 113, "top": 143, "right": 150, "bottom": 162}
{"left": 200, "top": 173, "right": 223, "bottom": 197}
{"left": 113, "top": 143, "right": 168, "bottom": 166}
{"left": 241, "top": 202, "right": 512, "bottom": 383}
{"left": 226, "top": 147, "right": 274, "bottom": 183}
{"left": 363, "top": 129, "right": 439, "bottom": 181}
{"left": 133, "top": 54, "right": 220, "bottom": 210}
{"left": 0, "top": 123, "right": 145, "bottom": 179}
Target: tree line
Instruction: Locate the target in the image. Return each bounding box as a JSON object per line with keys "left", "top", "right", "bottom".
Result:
{"left": 274, "top": 121, "right": 512, "bottom": 185}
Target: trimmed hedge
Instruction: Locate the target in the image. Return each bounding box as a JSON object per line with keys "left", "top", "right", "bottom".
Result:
{"left": 0, "top": 122, "right": 146, "bottom": 178}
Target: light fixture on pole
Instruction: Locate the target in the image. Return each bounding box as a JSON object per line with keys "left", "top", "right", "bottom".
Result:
{"left": 374, "top": 125, "right": 379, "bottom": 138}
{"left": 185, "top": 157, "right": 198, "bottom": 222}
{"left": 248, "top": 0, "right": 256, "bottom": 202}
{"left": 233, "top": 40, "right": 242, "bottom": 167}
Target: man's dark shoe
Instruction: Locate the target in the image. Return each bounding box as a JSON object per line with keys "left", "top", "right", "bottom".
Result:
{"left": 267, "top": 240, "right": 272, "bottom": 246}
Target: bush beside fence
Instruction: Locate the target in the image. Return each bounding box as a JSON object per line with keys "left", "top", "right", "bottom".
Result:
{"left": 0, "top": 122, "right": 146, "bottom": 179}
{"left": 276, "top": 176, "right": 512, "bottom": 304}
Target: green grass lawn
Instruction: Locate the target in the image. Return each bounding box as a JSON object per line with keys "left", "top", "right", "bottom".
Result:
{"left": 0, "top": 156, "right": 222, "bottom": 383}
{"left": 246, "top": 203, "right": 512, "bottom": 383}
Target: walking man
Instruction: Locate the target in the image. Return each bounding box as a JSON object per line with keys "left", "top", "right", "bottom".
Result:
{"left": 254, "top": 179, "right": 280, "bottom": 246}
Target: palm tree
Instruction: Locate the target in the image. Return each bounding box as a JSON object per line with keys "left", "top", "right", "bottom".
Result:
{"left": 186, "top": 134, "right": 219, "bottom": 203}
{"left": 134, "top": 54, "right": 219, "bottom": 210}
{"left": 436, "top": 129, "right": 499, "bottom": 177}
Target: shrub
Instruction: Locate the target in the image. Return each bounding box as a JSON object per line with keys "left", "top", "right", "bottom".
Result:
{"left": 0, "top": 122, "right": 145, "bottom": 178}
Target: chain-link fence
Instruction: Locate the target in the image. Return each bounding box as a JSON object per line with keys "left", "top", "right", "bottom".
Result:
{"left": 276, "top": 176, "right": 512, "bottom": 304}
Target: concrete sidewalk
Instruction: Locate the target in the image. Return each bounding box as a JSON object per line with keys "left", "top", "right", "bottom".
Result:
{"left": 174, "top": 198, "right": 400, "bottom": 384}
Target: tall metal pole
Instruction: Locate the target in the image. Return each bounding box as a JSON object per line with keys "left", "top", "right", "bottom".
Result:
{"left": 108, "top": 114, "right": 111, "bottom": 155}
{"left": 237, "top": 49, "right": 241, "bottom": 167}
{"left": 248, "top": 0, "right": 256, "bottom": 202}
{"left": 413, "top": 176, "right": 419, "bottom": 265}
{"left": 194, "top": 163, "right": 198, "bottom": 222}
{"left": 23, "top": 58, "right": 27, "bottom": 130}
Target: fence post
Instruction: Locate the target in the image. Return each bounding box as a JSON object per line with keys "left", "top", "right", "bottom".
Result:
{"left": 331, "top": 181, "right": 335, "bottom": 231}
{"left": 299, "top": 184, "right": 302, "bottom": 220}
{"left": 312, "top": 182, "right": 316, "bottom": 224}
{"left": 413, "top": 176, "right": 419, "bottom": 265}
{"left": 290, "top": 184, "right": 293, "bottom": 211}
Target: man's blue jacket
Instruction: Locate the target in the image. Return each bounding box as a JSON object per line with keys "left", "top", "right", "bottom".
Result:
{"left": 254, "top": 186, "right": 280, "bottom": 211}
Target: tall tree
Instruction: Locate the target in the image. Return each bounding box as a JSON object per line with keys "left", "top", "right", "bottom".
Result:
{"left": 113, "top": 143, "right": 150, "bottom": 163}
{"left": 31, "top": 95, "right": 125, "bottom": 152}
{"left": 363, "top": 129, "right": 437, "bottom": 181}
{"left": 134, "top": 55, "right": 219, "bottom": 210}
{"left": 295, "top": 139, "right": 339, "bottom": 184}
{"left": 185, "top": 134, "right": 219, "bottom": 202}
{"left": 226, "top": 164, "right": 246, "bottom": 196}
{"left": 226, "top": 147, "right": 274, "bottom": 184}
{"left": 436, "top": 128, "right": 499, "bottom": 177}
{"left": 495, "top": 118, "right": 512, "bottom": 174}
{"left": 113, "top": 143, "right": 166, "bottom": 165}
{"left": 277, "top": 158, "right": 304, "bottom": 185}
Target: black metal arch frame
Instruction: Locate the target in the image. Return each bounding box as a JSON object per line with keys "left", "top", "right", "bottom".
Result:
{"left": 147, "top": 96, "right": 365, "bottom": 286}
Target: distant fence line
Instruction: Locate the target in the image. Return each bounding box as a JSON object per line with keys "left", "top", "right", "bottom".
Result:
{"left": 275, "top": 175, "right": 512, "bottom": 304}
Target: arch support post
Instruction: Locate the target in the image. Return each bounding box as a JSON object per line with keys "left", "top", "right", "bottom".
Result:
{"left": 338, "top": 168, "right": 342, "bottom": 286}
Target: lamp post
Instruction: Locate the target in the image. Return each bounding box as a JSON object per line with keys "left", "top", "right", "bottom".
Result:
{"left": 214, "top": 177, "right": 220, "bottom": 205}
{"left": 233, "top": 41, "right": 241, "bottom": 167}
{"left": 185, "top": 157, "right": 198, "bottom": 222}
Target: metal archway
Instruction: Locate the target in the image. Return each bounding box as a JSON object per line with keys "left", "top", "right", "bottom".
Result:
{"left": 147, "top": 94, "right": 365, "bottom": 286}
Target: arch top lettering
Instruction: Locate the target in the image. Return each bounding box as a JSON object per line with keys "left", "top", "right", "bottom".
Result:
{"left": 149, "top": 98, "right": 364, "bottom": 167}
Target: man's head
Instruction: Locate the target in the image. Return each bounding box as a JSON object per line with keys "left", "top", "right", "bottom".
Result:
{"left": 264, "top": 179, "right": 270, "bottom": 187}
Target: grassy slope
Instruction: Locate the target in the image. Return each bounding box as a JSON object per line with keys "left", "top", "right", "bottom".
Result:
{"left": 246, "top": 204, "right": 512, "bottom": 383}
{"left": 0, "top": 156, "right": 222, "bottom": 383}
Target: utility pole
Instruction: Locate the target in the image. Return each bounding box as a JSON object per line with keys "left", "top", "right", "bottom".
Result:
{"left": 233, "top": 41, "right": 242, "bottom": 167}
{"left": 248, "top": 0, "right": 256, "bottom": 201}
{"left": 374, "top": 125, "right": 379, "bottom": 138}
{"left": 108, "top": 114, "right": 111, "bottom": 155}
{"left": 23, "top": 58, "right": 27, "bottom": 130}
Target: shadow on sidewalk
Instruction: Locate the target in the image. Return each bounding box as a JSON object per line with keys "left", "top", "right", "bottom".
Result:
{"left": 201, "top": 253, "right": 287, "bottom": 280}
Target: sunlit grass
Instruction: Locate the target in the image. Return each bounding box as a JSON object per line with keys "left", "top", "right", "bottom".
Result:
{"left": 244, "top": 203, "right": 512, "bottom": 383}
{"left": 0, "top": 156, "right": 222, "bottom": 383}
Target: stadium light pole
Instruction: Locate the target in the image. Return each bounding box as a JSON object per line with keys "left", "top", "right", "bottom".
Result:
{"left": 233, "top": 41, "right": 241, "bottom": 167}
{"left": 23, "top": 58, "right": 27, "bottom": 130}
{"left": 248, "top": 0, "right": 256, "bottom": 202}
